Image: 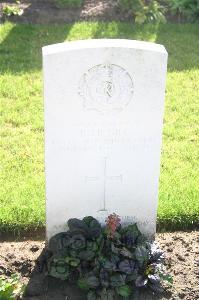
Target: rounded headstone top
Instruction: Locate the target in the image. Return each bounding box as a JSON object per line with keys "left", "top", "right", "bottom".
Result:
{"left": 42, "top": 39, "right": 167, "bottom": 56}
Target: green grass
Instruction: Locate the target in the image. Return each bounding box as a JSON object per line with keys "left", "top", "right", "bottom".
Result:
{"left": 0, "top": 22, "right": 198, "bottom": 234}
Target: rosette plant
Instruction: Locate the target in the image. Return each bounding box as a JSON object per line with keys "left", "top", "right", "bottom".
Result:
{"left": 47, "top": 214, "right": 172, "bottom": 299}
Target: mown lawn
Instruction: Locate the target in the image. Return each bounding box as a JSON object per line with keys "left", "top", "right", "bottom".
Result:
{"left": 0, "top": 22, "right": 198, "bottom": 234}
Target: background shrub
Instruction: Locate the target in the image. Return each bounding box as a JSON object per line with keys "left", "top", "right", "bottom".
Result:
{"left": 170, "top": 0, "right": 199, "bottom": 22}
{"left": 118, "top": 0, "right": 166, "bottom": 24}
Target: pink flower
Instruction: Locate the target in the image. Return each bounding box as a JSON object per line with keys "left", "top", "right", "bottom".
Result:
{"left": 105, "top": 213, "right": 121, "bottom": 238}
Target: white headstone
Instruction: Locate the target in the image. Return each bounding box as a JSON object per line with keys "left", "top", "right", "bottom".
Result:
{"left": 43, "top": 39, "right": 167, "bottom": 240}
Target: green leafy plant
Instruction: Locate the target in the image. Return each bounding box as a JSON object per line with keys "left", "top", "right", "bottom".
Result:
{"left": 169, "top": 0, "right": 199, "bottom": 21}
{"left": 119, "top": 0, "right": 166, "bottom": 24}
{"left": 47, "top": 214, "right": 172, "bottom": 299}
{"left": 55, "top": 0, "right": 83, "bottom": 8}
{"left": 2, "top": 3, "right": 23, "bottom": 17}
{"left": 0, "top": 274, "right": 25, "bottom": 300}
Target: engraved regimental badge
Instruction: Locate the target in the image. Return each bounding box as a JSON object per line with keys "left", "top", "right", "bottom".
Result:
{"left": 79, "top": 64, "right": 134, "bottom": 114}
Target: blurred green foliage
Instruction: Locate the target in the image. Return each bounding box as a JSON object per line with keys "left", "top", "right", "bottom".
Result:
{"left": 169, "top": 0, "right": 199, "bottom": 22}
{"left": 119, "top": 0, "right": 166, "bottom": 24}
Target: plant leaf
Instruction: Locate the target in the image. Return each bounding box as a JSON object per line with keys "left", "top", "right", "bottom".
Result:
{"left": 135, "top": 13, "right": 147, "bottom": 24}
{"left": 87, "top": 290, "right": 97, "bottom": 300}
{"left": 78, "top": 250, "right": 95, "bottom": 261}
{"left": 86, "top": 274, "right": 100, "bottom": 288}
{"left": 48, "top": 232, "right": 71, "bottom": 254}
{"left": 120, "top": 247, "right": 133, "bottom": 259}
{"left": 135, "top": 245, "right": 149, "bottom": 266}
{"left": 100, "top": 270, "right": 109, "bottom": 288}
{"left": 110, "top": 274, "right": 126, "bottom": 287}
{"left": 159, "top": 273, "right": 173, "bottom": 284}
{"left": 48, "top": 258, "right": 69, "bottom": 280}
{"left": 70, "top": 234, "right": 86, "bottom": 250}
{"left": 64, "top": 256, "right": 80, "bottom": 267}
{"left": 118, "top": 260, "right": 135, "bottom": 274}
{"left": 135, "top": 275, "right": 148, "bottom": 287}
{"left": 148, "top": 274, "right": 160, "bottom": 284}
{"left": 68, "top": 218, "right": 89, "bottom": 233}
{"left": 83, "top": 216, "right": 102, "bottom": 238}
{"left": 116, "top": 285, "right": 132, "bottom": 297}
{"left": 148, "top": 282, "right": 164, "bottom": 293}
{"left": 100, "top": 288, "right": 115, "bottom": 300}
{"left": 103, "top": 259, "right": 116, "bottom": 272}
{"left": 78, "top": 278, "right": 89, "bottom": 290}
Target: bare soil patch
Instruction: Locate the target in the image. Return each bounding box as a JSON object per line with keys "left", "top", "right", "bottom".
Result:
{"left": 0, "top": 231, "right": 198, "bottom": 299}
{"left": 0, "top": 0, "right": 183, "bottom": 24}
{"left": 0, "top": 0, "right": 128, "bottom": 24}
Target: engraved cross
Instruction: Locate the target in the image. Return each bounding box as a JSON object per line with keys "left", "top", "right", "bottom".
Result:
{"left": 85, "top": 157, "right": 123, "bottom": 212}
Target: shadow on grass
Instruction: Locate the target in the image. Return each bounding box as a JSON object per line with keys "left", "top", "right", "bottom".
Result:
{"left": 0, "top": 23, "right": 74, "bottom": 74}
{"left": 0, "top": 22, "right": 199, "bottom": 75}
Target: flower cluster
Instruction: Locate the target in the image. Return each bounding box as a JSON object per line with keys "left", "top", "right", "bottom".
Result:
{"left": 47, "top": 215, "right": 172, "bottom": 299}
{"left": 105, "top": 213, "right": 121, "bottom": 238}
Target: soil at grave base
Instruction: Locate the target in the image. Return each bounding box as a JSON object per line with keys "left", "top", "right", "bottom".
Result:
{"left": 0, "top": 0, "right": 185, "bottom": 24}
{"left": 0, "top": 231, "right": 199, "bottom": 300}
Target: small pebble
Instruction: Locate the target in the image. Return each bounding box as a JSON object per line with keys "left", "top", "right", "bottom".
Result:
{"left": 30, "top": 245, "right": 40, "bottom": 252}
{"left": 167, "top": 247, "right": 173, "bottom": 252}
{"left": 177, "top": 254, "right": 185, "bottom": 261}
{"left": 179, "top": 292, "right": 185, "bottom": 298}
